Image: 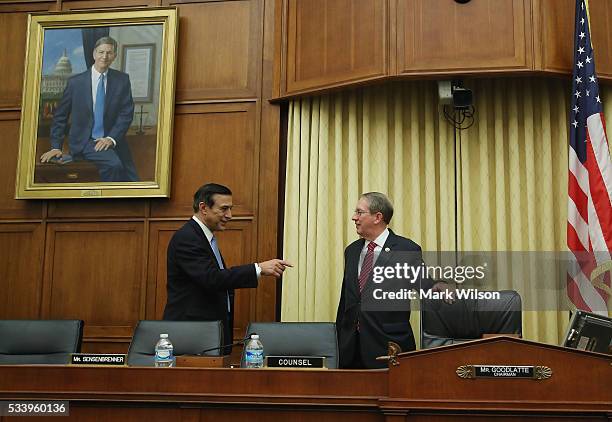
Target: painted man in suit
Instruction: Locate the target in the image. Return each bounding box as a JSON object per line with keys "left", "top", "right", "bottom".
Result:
{"left": 163, "top": 183, "right": 292, "bottom": 354}
{"left": 335, "top": 192, "right": 452, "bottom": 369}
{"left": 40, "top": 36, "right": 139, "bottom": 182}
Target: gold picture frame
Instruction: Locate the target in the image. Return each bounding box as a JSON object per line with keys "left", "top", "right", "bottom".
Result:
{"left": 15, "top": 7, "right": 178, "bottom": 199}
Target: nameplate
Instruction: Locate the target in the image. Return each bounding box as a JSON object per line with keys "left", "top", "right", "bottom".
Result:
{"left": 456, "top": 365, "right": 552, "bottom": 380}
{"left": 80, "top": 190, "right": 102, "bottom": 197}
{"left": 265, "top": 356, "right": 326, "bottom": 369}
{"left": 71, "top": 354, "right": 126, "bottom": 366}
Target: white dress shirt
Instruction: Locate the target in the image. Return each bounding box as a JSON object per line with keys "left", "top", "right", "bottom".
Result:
{"left": 357, "top": 228, "right": 390, "bottom": 276}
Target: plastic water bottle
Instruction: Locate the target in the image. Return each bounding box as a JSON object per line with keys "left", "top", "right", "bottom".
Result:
{"left": 244, "top": 334, "right": 264, "bottom": 368}
{"left": 154, "top": 333, "right": 174, "bottom": 367}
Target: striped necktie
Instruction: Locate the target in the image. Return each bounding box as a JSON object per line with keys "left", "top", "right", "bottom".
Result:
{"left": 358, "top": 241, "right": 377, "bottom": 292}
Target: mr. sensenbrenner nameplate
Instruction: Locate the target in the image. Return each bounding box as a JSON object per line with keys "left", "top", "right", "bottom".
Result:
{"left": 456, "top": 365, "right": 552, "bottom": 380}
{"left": 265, "top": 356, "right": 326, "bottom": 368}
{"left": 71, "top": 354, "right": 126, "bottom": 366}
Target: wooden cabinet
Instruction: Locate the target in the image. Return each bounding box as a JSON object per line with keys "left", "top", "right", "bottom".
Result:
{"left": 396, "top": 0, "right": 532, "bottom": 76}
{"left": 586, "top": 0, "right": 612, "bottom": 79}
{"left": 283, "top": 0, "right": 387, "bottom": 95}
{"left": 533, "top": 0, "right": 574, "bottom": 74}
{"left": 276, "top": 0, "right": 612, "bottom": 98}
{"left": 534, "top": 0, "right": 612, "bottom": 78}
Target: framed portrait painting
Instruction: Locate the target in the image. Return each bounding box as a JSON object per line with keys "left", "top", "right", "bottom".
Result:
{"left": 15, "top": 7, "right": 178, "bottom": 199}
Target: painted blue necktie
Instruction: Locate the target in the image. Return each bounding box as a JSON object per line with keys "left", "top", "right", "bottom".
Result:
{"left": 210, "top": 236, "right": 230, "bottom": 312}
{"left": 92, "top": 73, "right": 105, "bottom": 139}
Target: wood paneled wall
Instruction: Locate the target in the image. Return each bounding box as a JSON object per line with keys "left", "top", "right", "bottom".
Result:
{"left": 276, "top": 0, "right": 612, "bottom": 98}
{"left": 0, "top": 0, "right": 281, "bottom": 353}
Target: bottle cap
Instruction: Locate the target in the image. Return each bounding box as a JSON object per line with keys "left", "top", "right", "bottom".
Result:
{"left": 160, "top": 333, "right": 168, "bottom": 338}
{"left": 251, "top": 334, "right": 259, "bottom": 339}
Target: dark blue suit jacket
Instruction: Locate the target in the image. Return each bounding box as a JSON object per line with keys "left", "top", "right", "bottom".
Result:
{"left": 335, "top": 229, "right": 434, "bottom": 368}
{"left": 50, "top": 68, "right": 138, "bottom": 180}
{"left": 163, "top": 219, "right": 258, "bottom": 352}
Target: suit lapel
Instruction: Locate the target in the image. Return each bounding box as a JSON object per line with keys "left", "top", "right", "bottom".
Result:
{"left": 188, "top": 219, "right": 221, "bottom": 269}
{"left": 347, "top": 239, "right": 364, "bottom": 293}
{"left": 104, "top": 69, "right": 114, "bottom": 116}
{"left": 85, "top": 69, "right": 93, "bottom": 117}
{"left": 374, "top": 229, "right": 399, "bottom": 270}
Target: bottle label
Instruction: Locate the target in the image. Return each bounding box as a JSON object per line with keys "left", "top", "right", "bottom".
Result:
{"left": 156, "top": 350, "right": 172, "bottom": 360}
{"left": 245, "top": 350, "right": 263, "bottom": 364}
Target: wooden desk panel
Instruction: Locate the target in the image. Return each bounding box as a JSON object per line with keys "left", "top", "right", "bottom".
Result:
{"left": 0, "top": 367, "right": 386, "bottom": 422}
{"left": 0, "top": 366, "right": 386, "bottom": 405}
{"left": 0, "top": 338, "right": 609, "bottom": 421}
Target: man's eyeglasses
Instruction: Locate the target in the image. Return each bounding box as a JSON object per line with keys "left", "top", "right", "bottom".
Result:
{"left": 353, "top": 209, "right": 371, "bottom": 216}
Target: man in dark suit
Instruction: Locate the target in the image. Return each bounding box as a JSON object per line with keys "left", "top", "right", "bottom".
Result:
{"left": 40, "top": 36, "right": 139, "bottom": 182}
{"left": 163, "top": 183, "right": 292, "bottom": 353}
{"left": 336, "top": 192, "right": 452, "bottom": 368}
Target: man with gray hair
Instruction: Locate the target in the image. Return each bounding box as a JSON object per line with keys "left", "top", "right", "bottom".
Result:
{"left": 41, "top": 36, "right": 139, "bottom": 182}
{"left": 335, "top": 192, "right": 451, "bottom": 368}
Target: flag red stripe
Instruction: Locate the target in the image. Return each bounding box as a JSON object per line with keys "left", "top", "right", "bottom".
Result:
{"left": 585, "top": 129, "right": 612, "bottom": 250}
{"left": 568, "top": 172, "right": 589, "bottom": 223}
{"left": 567, "top": 223, "right": 587, "bottom": 252}
{"left": 574, "top": 250, "right": 597, "bottom": 279}
{"left": 567, "top": 275, "right": 592, "bottom": 312}
{"left": 567, "top": 171, "right": 589, "bottom": 222}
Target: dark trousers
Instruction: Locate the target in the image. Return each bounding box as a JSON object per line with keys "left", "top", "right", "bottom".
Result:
{"left": 76, "top": 141, "right": 127, "bottom": 182}
{"left": 344, "top": 332, "right": 366, "bottom": 369}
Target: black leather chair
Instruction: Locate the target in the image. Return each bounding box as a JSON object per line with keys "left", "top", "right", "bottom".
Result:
{"left": 240, "top": 322, "right": 339, "bottom": 368}
{"left": 0, "top": 319, "right": 83, "bottom": 364}
{"left": 421, "top": 290, "right": 522, "bottom": 349}
{"left": 127, "top": 320, "right": 224, "bottom": 366}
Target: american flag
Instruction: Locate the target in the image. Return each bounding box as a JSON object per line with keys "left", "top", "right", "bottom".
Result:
{"left": 567, "top": 0, "right": 612, "bottom": 315}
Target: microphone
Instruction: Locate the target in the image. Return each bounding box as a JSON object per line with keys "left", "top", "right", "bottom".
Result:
{"left": 196, "top": 333, "right": 255, "bottom": 356}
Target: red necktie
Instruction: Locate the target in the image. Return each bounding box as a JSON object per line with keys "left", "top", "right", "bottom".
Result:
{"left": 358, "top": 241, "right": 377, "bottom": 292}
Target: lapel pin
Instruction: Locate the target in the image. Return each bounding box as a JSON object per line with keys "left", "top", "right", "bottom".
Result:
{"left": 384, "top": 247, "right": 390, "bottom": 252}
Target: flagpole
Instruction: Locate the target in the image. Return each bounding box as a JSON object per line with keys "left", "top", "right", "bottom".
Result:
{"left": 584, "top": 0, "right": 591, "bottom": 48}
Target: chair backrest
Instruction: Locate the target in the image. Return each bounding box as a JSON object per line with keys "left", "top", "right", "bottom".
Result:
{"left": 0, "top": 319, "right": 83, "bottom": 364}
{"left": 421, "top": 290, "right": 522, "bottom": 349}
{"left": 127, "top": 320, "right": 223, "bottom": 366}
{"left": 240, "top": 322, "right": 339, "bottom": 368}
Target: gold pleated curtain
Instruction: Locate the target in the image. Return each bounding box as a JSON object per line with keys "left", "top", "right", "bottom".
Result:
{"left": 282, "top": 77, "right": 612, "bottom": 345}
{"left": 457, "top": 78, "right": 571, "bottom": 344}
{"left": 282, "top": 82, "right": 456, "bottom": 325}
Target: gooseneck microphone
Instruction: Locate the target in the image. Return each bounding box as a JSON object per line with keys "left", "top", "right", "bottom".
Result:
{"left": 197, "top": 333, "right": 255, "bottom": 356}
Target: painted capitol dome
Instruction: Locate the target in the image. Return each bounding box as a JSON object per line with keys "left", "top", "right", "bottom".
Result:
{"left": 41, "top": 49, "right": 74, "bottom": 96}
{"left": 40, "top": 49, "right": 75, "bottom": 119}
{"left": 53, "top": 50, "right": 73, "bottom": 75}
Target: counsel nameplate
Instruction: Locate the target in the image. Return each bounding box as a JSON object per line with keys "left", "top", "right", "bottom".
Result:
{"left": 71, "top": 354, "right": 126, "bottom": 366}
{"left": 265, "top": 356, "right": 326, "bottom": 369}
